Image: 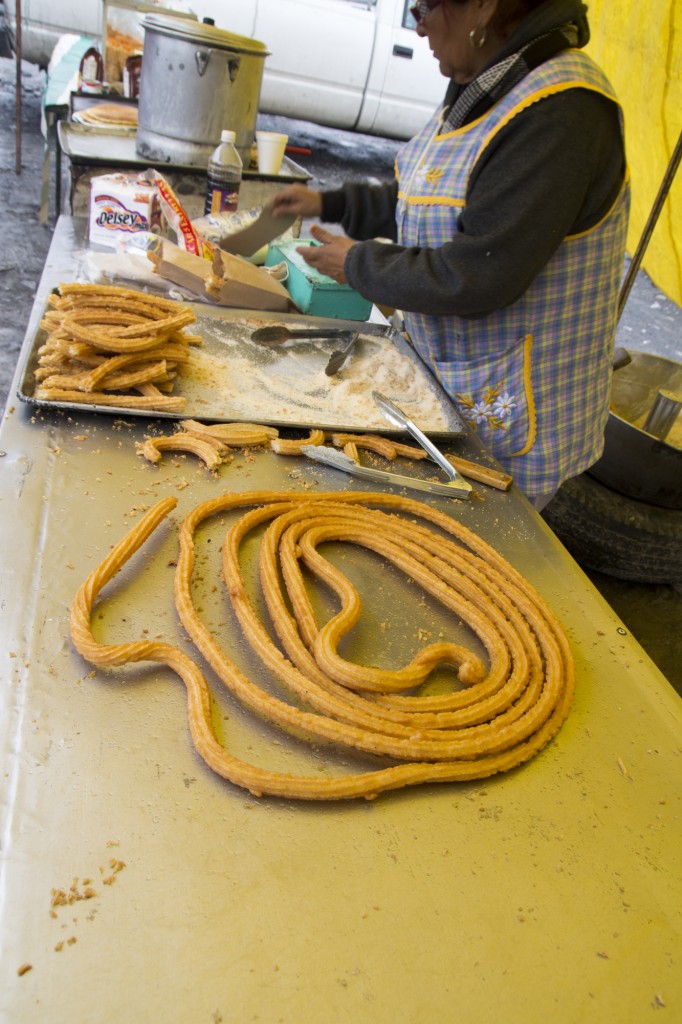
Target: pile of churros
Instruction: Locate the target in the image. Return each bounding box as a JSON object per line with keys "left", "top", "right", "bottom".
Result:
{"left": 71, "top": 491, "right": 575, "bottom": 801}
{"left": 33, "top": 282, "right": 200, "bottom": 412}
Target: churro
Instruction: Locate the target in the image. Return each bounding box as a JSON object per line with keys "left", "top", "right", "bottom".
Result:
{"left": 330, "top": 433, "right": 398, "bottom": 459}
{"left": 180, "top": 419, "right": 279, "bottom": 447}
{"left": 342, "top": 441, "right": 360, "bottom": 462}
{"left": 34, "top": 386, "right": 186, "bottom": 411}
{"left": 57, "top": 282, "right": 180, "bottom": 309}
{"left": 137, "top": 433, "right": 225, "bottom": 470}
{"left": 71, "top": 491, "right": 574, "bottom": 801}
{"left": 270, "top": 429, "right": 325, "bottom": 455}
{"left": 34, "top": 283, "right": 197, "bottom": 412}
{"left": 137, "top": 420, "right": 283, "bottom": 469}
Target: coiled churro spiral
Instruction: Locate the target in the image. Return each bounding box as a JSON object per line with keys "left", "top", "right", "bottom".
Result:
{"left": 70, "top": 491, "right": 574, "bottom": 800}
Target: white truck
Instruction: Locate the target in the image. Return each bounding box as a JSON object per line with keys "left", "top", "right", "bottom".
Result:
{"left": 2, "top": 0, "right": 446, "bottom": 139}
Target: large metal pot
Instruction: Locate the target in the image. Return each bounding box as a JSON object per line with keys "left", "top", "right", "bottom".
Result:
{"left": 588, "top": 350, "right": 682, "bottom": 508}
{"left": 136, "top": 14, "right": 269, "bottom": 167}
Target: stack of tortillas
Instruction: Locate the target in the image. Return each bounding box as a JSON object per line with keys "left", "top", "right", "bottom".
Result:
{"left": 77, "top": 103, "right": 138, "bottom": 128}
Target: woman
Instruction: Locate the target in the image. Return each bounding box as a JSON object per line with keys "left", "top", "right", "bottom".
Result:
{"left": 271, "top": 0, "right": 628, "bottom": 508}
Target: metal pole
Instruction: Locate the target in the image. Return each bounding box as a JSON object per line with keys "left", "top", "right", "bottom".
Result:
{"left": 618, "top": 129, "right": 682, "bottom": 321}
{"left": 15, "top": 0, "right": 22, "bottom": 175}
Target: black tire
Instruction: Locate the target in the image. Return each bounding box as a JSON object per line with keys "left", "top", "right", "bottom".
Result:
{"left": 541, "top": 473, "right": 682, "bottom": 584}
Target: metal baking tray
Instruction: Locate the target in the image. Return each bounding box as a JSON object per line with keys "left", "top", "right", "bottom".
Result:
{"left": 17, "top": 302, "right": 468, "bottom": 438}
{"left": 57, "top": 121, "right": 311, "bottom": 181}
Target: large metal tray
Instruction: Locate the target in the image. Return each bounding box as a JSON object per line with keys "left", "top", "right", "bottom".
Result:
{"left": 16, "top": 302, "right": 468, "bottom": 437}
{"left": 57, "top": 120, "right": 311, "bottom": 181}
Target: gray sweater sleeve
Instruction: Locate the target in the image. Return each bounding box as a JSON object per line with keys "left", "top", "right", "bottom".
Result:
{"left": 319, "top": 89, "right": 624, "bottom": 319}
{"left": 320, "top": 181, "right": 399, "bottom": 241}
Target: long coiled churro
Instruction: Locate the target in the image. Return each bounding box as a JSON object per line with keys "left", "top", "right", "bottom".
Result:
{"left": 70, "top": 491, "right": 575, "bottom": 800}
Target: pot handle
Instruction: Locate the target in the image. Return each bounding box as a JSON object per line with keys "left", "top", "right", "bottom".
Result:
{"left": 195, "top": 48, "right": 211, "bottom": 76}
{"left": 195, "top": 49, "right": 241, "bottom": 80}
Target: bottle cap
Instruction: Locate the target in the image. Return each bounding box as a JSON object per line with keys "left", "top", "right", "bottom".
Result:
{"left": 220, "top": 130, "right": 236, "bottom": 143}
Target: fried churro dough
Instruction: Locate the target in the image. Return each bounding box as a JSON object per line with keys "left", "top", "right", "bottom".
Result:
{"left": 270, "top": 429, "right": 325, "bottom": 455}
{"left": 137, "top": 420, "right": 285, "bottom": 470}
{"left": 330, "top": 433, "right": 398, "bottom": 459}
{"left": 35, "top": 283, "right": 196, "bottom": 412}
{"left": 51, "top": 293, "right": 180, "bottom": 321}
{"left": 57, "top": 282, "right": 180, "bottom": 310}
{"left": 64, "top": 310, "right": 194, "bottom": 351}
{"left": 137, "top": 433, "right": 225, "bottom": 470}
{"left": 70, "top": 491, "right": 574, "bottom": 801}
{"left": 34, "top": 386, "right": 186, "bottom": 411}
{"left": 180, "top": 419, "right": 279, "bottom": 447}
{"left": 80, "top": 346, "right": 190, "bottom": 391}
{"left": 390, "top": 439, "right": 429, "bottom": 460}
{"left": 43, "top": 359, "right": 170, "bottom": 394}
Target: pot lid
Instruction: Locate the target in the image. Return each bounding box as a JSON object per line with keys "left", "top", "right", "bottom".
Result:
{"left": 142, "top": 14, "right": 270, "bottom": 57}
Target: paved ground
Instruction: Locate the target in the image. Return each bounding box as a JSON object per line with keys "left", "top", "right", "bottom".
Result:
{"left": 1, "top": 55, "right": 680, "bottom": 693}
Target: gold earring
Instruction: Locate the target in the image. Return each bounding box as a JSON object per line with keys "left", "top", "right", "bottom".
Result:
{"left": 469, "top": 25, "right": 487, "bottom": 49}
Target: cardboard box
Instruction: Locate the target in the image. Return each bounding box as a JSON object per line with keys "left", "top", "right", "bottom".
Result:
{"left": 89, "top": 172, "right": 165, "bottom": 248}
{"left": 265, "top": 239, "right": 372, "bottom": 321}
{"left": 148, "top": 239, "right": 293, "bottom": 312}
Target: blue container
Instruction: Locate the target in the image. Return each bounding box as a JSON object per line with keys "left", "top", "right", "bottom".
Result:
{"left": 265, "top": 239, "right": 372, "bottom": 321}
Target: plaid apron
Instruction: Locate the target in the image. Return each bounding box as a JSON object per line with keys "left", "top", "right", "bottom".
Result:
{"left": 396, "top": 50, "right": 630, "bottom": 496}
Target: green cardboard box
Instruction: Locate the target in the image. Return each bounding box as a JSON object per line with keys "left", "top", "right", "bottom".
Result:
{"left": 265, "top": 239, "right": 372, "bottom": 320}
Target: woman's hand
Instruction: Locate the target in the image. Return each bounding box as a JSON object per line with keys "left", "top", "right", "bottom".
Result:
{"left": 297, "top": 225, "right": 355, "bottom": 284}
{"left": 270, "top": 185, "right": 322, "bottom": 219}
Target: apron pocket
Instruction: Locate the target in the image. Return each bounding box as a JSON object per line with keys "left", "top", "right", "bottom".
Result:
{"left": 433, "top": 333, "right": 536, "bottom": 460}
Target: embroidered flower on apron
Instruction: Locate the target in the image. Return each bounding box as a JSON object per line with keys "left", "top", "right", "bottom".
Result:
{"left": 456, "top": 385, "right": 517, "bottom": 431}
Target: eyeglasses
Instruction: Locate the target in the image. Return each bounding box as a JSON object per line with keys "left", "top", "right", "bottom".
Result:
{"left": 409, "top": 0, "right": 442, "bottom": 25}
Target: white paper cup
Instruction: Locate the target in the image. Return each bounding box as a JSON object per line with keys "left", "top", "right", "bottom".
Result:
{"left": 256, "top": 131, "right": 288, "bottom": 175}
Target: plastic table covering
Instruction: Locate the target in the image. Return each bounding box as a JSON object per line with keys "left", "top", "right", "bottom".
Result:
{"left": 1, "top": 218, "right": 681, "bottom": 1024}
{"left": 40, "top": 34, "right": 98, "bottom": 222}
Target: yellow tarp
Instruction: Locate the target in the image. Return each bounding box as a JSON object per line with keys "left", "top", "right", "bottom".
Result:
{"left": 586, "top": 0, "right": 681, "bottom": 306}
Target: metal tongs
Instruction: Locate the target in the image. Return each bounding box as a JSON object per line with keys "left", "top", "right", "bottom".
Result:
{"left": 300, "top": 446, "right": 472, "bottom": 498}
{"left": 251, "top": 325, "right": 353, "bottom": 345}
{"left": 250, "top": 324, "right": 359, "bottom": 375}
{"left": 324, "top": 332, "right": 359, "bottom": 376}
{"left": 301, "top": 392, "right": 472, "bottom": 499}
{"left": 372, "top": 391, "right": 471, "bottom": 496}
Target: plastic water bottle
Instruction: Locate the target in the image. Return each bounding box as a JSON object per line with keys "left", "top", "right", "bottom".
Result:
{"left": 204, "top": 130, "right": 243, "bottom": 216}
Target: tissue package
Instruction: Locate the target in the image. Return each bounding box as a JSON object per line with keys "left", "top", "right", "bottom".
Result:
{"left": 89, "top": 172, "right": 165, "bottom": 248}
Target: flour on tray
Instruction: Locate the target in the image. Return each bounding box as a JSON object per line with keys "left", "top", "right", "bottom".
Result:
{"left": 185, "top": 316, "right": 451, "bottom": 432}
